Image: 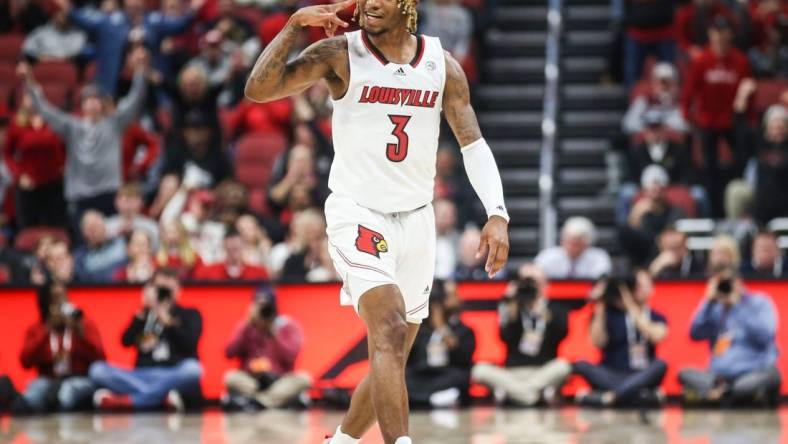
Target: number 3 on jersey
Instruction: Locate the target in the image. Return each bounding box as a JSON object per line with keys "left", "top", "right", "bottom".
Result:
{"left": 386, "top": 115, "right": 411, "bottom": 162}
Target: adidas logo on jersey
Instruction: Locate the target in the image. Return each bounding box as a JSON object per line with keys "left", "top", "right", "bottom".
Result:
{"left": 394, "top": 67, "right": 406, "bottom": 76}
{"left": 423, "top": 286, "right": 430, "bottom": 294}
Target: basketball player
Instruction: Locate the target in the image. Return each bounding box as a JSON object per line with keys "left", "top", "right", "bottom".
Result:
{"left": 244, "top": 1, "right": 509, "bottom": 443}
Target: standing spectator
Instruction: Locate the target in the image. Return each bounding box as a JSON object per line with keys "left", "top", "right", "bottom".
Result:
{"left": 223, "top": 286, "right": 311, "bottom": 410}
{"left": 472, "top": 264, "right": 571, "bottom": 406}
{"left": 674, "top": 0, "right": 734, "bottom": 58}
{"left": 434, "top": 199, "right": 461, "bottom": 280}
{"left": 3, "top": 92, "right": 67, "bottom": 229}
{"left": 619, "top": 165, "right": 686, "bottom": 266}
{"left": 681, "top": 17, "right": 751, "bottom": 217}
{"left": 621, "top": 0, "right": 678, "bottom": 87}
{"left": 626, "top": 110, "right": 693, "bottom": 184}
{"left": 73, "top": 210, "right": 128, "bottom": 283}
{"left": 57, "top": 0, "right": 204, "bottom": 95}
{"left": 649, "top": 227, "right": 706, "bottom": 278}
{"left": 623, "top": 63, "right": 689, "bottom": 135}
{"left": 90, "top": 268, "right": 203, "bottom": 411}
{"left": 420, "top": 0, "right": 473, "bottom": 76}
{"left": 748, "top": 12, "right": 788, "bottom": 78}
{"left": 574, "top": 270, "right": 669, "bottom": 407}
{"left": 193, "top": 230, "right": 269, "bottom": 281}
{"left": 165, "top": 65, "right": 223, "bottom": 142}
{"left": 105, "top": 183, "right": 159, "bottom": 247}
{"left": 455, "top": 226, "right": 506, "bottom": 280}
{"left": 185, "top": 29, "right": 248, "bottom": 105}
{"left": 163, "top": 109, "right": 231, "bottom": 188}
{"left": 20, "top": 282, "right": 104, "bottom": 412}
{"left": 22, "top": 9, "right": 87, "bottom": 62}
{"left": 19, "top": 54, "right": 147, "bottom": 222}
{"left": 679, "top": 265, "right": 780, "bottom": 405}
{"left": 741, "top": 231, "right": 787, "bottom": 278}
{"left": 535, "top": 217, "right": 612, "bottom": 279}
{"left": 407, "top": 280, "right": 476, "bottom": 408}
{"left": 156, "top": 219, "right": 202, "bottom": 279}
{"left": 113, "top": 229, "right": 156, "bottom": 283}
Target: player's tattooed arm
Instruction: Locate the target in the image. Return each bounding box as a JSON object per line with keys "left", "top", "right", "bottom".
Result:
{"left": 244, "top": 0, "right": 353, "bottom": 103}
{"left": 442, "top": 51, "right": 483, "bottom": 146}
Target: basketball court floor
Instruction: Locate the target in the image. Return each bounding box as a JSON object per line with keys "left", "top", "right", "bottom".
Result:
{"left": 2, "top": 407, "right": 785, "bottom": 444}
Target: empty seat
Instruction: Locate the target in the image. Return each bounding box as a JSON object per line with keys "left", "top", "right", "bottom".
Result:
{"left": 753, "top": 79, "right": 788, "bottom": 116}
{"left": 0, "top": 33, "right": 24, "bottom": 63}
{"left": 33, "top": 61, "right": 79, "bottom": 88}
{"left": 234, "top": 132, "right": 287, "bottom": 189}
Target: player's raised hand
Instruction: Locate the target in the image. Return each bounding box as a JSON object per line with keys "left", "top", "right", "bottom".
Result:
{"left": 476, "top": 216, "right": 509, "bottom": 279}
{"left": 291, "top": 0, "right": 355, "bottom": 37}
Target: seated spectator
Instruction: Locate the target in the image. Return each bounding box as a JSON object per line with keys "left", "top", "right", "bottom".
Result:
{"left": 236, "top": 214, "right": 273, "bottom": 268}
{"left": 22, "top": 9, "right": 87, "bottom": 62}
{"left": 280, "top": 219, "right": 335, "bottom": 283}
{"left": 90, "top": 269, "right": 203, "bottom": 412}
{"left": 455, "top": 226, "right": 506, "bottom": 280}
{"left": 649, "top": 227, "right": 706, "bottom": 278}
{"left": 113, "top": 229, "right": 156, "bottom": 283}
{"left": 44, "top": 240, "right": 75, "bottom": 284}
{"left": 105, "top": 183, "right": 159, "bottom": 248}
{"left": 407, "top": 280, "right": 476, "bottom": 408}
{"left": 420, "top": 0, "right": 474, "bottom": 78}
{"left": 194, "top": 230, "right": 268, "bottom": 281}
{"left": 3, "top": 91, "right": 67, "bottom": 229}
{"left": 574, "top": 270, "right": 668, "bottom": 407}
{"left": 160, "top": 184, "right": 227, "bottom": 265}
{"left": 73, "top": 210, "right": 127, "bottom": 283}
{"left": 675, "top": 0, "right": 735, "bottom": 59}
{"left": 223, "top": 286, "right": 311, "bottom": 410}
{"left": 434, "top": 146, "right": 477, "bottom": 226}
{"left": 270, "top": 209, "right": 325, "bottom": 279}
{"left": 620, "top": 0, "right": 677, "bottom": 87}
{"left": 708, "top": 234, "right": 742, "bottom": 272}
{"left": 268, "top": 145, "right": 328, "bottom": 222}
{"left": 122, "top": 123, "right": 161, "bottom": 184}
{"left": 19, "top": 53, "right": 147, "bottom": 221}
{"left": 29, "top": 235, "right": 56, "bottom": 286}
{"left": 679, "top": 265, "right": 780, "bottom": 405}
{"left": 0, "top": 233, "right": 28, "bottom": 284}
{"left": 535, "top": 217, "right": 611, "bottom": 279}
{"left": 619, "top": 165, "right": 685, "bottom": 266}
{"left": 61, "top": 0, "right": 203, "bottom": 95}
{"left": 434, "top": 199, "right": 461, "bottom": 280}
{"left": 472, "top": 264, "right": 571, "bottom": 406}
{"left": 741, "top": 230, "right": 787, "bottom": 278}
{"left": 156, "top": 219, "right": 202, "bottom": 279}
{"left": 681, "top": 17, "right": 751, "bottom": 218}
{"left": 624, "top": 63, "right": 689, "bottom": 136}
{"left": 20, "top": 282, "right": 104, "bottom": 412}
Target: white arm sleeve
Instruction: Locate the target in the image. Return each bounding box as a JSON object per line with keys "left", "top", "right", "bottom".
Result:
{"left": 461, "top": 138, "right": 509, "bottom": 222}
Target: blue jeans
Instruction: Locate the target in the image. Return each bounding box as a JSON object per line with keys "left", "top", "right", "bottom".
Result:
{"left": 89, "top": 359, "right": 203, "bottom": 409}
{"left": 574, "top": 359, "right": 667, "bottom": 402}
{"left": 23, "top": 376, "right": 96, "bottom": 412}
{"left": 623, "top": 35, "right": 676, "bottom": 87}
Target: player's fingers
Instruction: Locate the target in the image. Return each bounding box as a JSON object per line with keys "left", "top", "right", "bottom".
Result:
{"left": 491, "top": 242, "right": 509, "bottom": 277}
{"left": 476, "top": 236, "right": 489, "bottom": 260}
{"left": 330, "top": 14, "right": 349, "bottom": 28}
{"left": 485, "top": 242, "right": 499, "bottom": 277}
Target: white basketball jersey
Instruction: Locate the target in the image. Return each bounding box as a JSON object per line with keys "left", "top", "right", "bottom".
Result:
{"left": 329, "top": 30, "right": 446, "bottom": 214}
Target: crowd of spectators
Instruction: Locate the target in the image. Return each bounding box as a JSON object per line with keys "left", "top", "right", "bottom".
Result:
{"left": 613, "top": 0, "right": 787, "bottom": 277}
{"left": 0, "top": 0, "right": 490, "bottom": 285}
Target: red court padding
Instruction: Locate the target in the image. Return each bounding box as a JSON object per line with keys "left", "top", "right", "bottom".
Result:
{"left": 1, "top": 281, "right": 787, "bottom": 399}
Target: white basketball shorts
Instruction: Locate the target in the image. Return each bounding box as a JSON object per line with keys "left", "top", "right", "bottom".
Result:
{"left": 324, "top": 193, "right": 436, "bottom": 324}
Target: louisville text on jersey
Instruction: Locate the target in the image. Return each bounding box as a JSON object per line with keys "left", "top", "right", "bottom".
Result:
{"left": 357, "top": 85, "right": 439, "bottom": 108}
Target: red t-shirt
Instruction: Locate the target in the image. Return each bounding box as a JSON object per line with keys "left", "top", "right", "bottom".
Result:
{"left": 122, "top": 123, "right": 160, "bottom": 182}
{"left": 681, "top": 47, "right": 751, "bottom": 130}
{"left": 4, "top": 119, "right": 66, "bottom": 186}
{"left": 228, "top": 99, "right": 293, "bottom": 139}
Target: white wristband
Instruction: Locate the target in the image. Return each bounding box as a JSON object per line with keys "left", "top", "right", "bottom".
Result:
{"left": 461, "top": 138, "right": 509, "bottom": 223}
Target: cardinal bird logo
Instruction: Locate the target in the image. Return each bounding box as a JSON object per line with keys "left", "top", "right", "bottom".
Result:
{"left": 355, "top": 225, "right": 388, "bottom": 258}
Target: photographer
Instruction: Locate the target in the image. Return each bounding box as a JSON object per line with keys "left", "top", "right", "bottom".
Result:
{"left": 574, "top": 270, "right": 668, "bottom": 407}
{"left": 89, "top": 268, "right": 203, "bottom": 412}
{"left": 678, "top": 265, "right": 780, "bottom": 405}
{"left": 472, "top": 264, "right": 571, "bottom": 406}
{"left": 406, "top": 280, "right": 476, "bottom": 408}
{"left": 20, "top": 281, "right": 105, "bottom": 412}
{"left": 223, "top": 286, "right": 311, "bottom": 410}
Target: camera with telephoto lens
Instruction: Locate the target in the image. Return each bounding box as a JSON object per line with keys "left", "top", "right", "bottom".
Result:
{"left": 258, "top": 301, "right": 276, "bottom": 320}
{"left": 60, "top": 302, "right": 83, "bottom": 320}
{"left": 716, "top": 278, "right": 733, "bottom": 296}
{"left": 515, "top": 277, "right": 539, "bottom": 306}
{"left": 156, "top": 286, "right": 173, "bottom": 303}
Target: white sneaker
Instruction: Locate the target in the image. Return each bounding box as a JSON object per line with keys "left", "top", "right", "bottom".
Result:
{"left": 165, "top": 390, "right": 184, "bottom": 413}
{"left": 429, "top": 387, "right": 460, "bottom": 408}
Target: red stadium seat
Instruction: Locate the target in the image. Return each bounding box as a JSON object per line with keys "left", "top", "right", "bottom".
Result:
{"left": 81, "top": 61, "right": 97, "bottom": 83}
{"left": 0, "top": 65, "right": 16, "bottom": 88}
{"left": 14, "top": 227, "right": 70, "bottom": 253}
{"left": 33, "top": 61, "right": 79, "bottom": 89}
{"left": 0, "top": 33, "right": 24, "bottom": 63}
{"left": 234, "top": 6, "right": 266, "bottom": 27}
{"left": 234, "top": 132, "right": 287, "bottom": 189}
{"left": 39, "top": 83, "right": 71, "bottom": 109}
{"left": 753, "top": 79, "right": 788, "bottom": 116}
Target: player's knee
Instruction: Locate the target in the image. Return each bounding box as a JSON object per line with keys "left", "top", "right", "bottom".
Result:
{"left": 372, "top": 312, "right": 409, "bottom": 356}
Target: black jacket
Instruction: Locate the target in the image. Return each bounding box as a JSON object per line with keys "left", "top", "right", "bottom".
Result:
{"left": 500, "top": 302, "right": 568, "bottom": 367}
{"left": 122, "top": 304, "right": 202, "bottom": 368}
{"left": 407, "top": 317, "right": 476, "bottom": 373}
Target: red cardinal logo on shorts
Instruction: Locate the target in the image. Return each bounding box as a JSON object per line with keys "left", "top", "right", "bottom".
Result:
{"left": 355, "top": 225, "right": 388, "bottom": 258}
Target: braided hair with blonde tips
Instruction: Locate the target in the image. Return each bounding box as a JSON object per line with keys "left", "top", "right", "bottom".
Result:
{"left": 353, "top": 0, "right": 418, "bottom": 34}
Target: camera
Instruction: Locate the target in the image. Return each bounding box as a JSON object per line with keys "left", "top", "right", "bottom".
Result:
{"left": 258, "top": 301, "right": 276, "bottom": 320}
{"left": 156, "top": 286, "right": 173, "bottom": 303}
{"left": 716, "top": 278, "right": 733, "bottom": 295}
{"left": 515, "top": 277, "right": 539, "bottom": 306}
{"left": 597, "top": 275, "right": 635, "bottom": 305}
{"left": 60, "top": 302, "right": 83, "bottom": 320}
